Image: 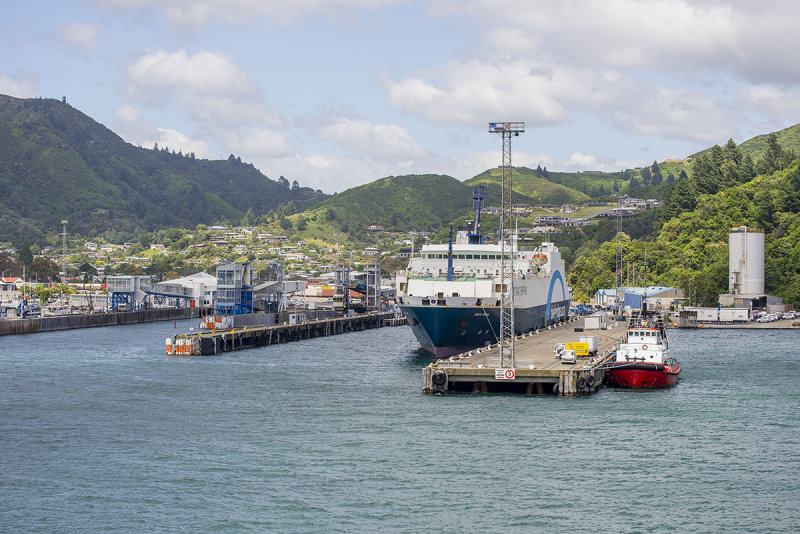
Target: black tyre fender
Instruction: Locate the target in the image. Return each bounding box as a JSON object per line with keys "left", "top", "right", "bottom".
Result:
{"left": 432, "top": 370, "right": 447, "bottom": 386}
{"left": 577, "top": 377, "right": 587, "bottom": 389}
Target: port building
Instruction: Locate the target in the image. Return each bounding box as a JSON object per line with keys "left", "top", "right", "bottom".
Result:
{"left": 719, "top": 226, "right": 783, "bottom": 310}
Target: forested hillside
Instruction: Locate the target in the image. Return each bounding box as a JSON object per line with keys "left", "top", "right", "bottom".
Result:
{"left": 568, "top": 137, "right": 800, "bottom": 307}
{"left": 0, "top": 95, "right": 326, "bottom": 245}
{"left": 309, "top": 174, "right": 485, "bottom": 237}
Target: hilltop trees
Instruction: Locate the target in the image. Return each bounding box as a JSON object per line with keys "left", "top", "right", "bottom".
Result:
{"left": 651, "top": 161, "right": 663, "bottom": 186}
{"left": 640, "top": 166, "right": 652, "bottom": 186}
{"left": 662, "top": 139, "right": 756, "bottom": 221}
{"left": 756, "top": 133, "right": 796, "bottom": 175}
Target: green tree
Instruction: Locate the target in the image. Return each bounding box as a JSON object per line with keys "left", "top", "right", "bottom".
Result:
{"left": 29, "top": 256, "right": 61, "bottom": 282}
{"left": 18, "top": 241, "right": 33, "bottom": 266}
{"left": 640, "top": 166, "right": 652, "bottom": 186}
{"left": 785, "top": 273, "right": 800, "bottom": 308}
{"left": 240, "top": 208, "right": 257, "bottom": 227}
{"left": 757, "top": 133, "right": 784, "bottom": 175}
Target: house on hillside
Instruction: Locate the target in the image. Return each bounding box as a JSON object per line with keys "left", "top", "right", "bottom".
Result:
{"left": 560, "top": 204, "right": 578, "bottom": 213}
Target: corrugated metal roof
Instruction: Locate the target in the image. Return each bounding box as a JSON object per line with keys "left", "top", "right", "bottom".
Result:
{"left": 619, "top": 286, "right": 678, "bottom": 296}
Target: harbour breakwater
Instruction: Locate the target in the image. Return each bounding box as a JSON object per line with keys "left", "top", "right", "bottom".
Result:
{"left": 0, "top": 307, "right": 206, "bottom": 336}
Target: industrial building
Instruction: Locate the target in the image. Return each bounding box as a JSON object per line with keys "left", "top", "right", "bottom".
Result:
{"left": 593, "top": 286, "right": 684, "bottom": 311}
{"left": 719, "top": 226, "right": 783, "bottom": 310}
{"left": 152, "top": 272, "right": 217, "bottom": 308}
{"left": 215, "top": 262, "right": 254, "bottom": 315}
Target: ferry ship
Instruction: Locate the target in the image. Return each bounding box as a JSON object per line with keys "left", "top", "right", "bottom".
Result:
{"left": 395, "top": 188, "right": 572, "bottom": 358}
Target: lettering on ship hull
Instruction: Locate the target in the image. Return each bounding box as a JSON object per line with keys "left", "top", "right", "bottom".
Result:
{"left": 549, "top": 303, "right": 566, "bottom": 319}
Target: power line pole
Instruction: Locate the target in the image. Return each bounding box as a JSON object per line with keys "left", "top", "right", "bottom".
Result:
{"left": 489, "top": 121, "right": 524, "bottom": 369}
{"left": 60, "top": 220, "right": 68, "bottom": 282}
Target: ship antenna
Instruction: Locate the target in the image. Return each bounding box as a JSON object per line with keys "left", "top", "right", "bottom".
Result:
{"left": 470, "top": 184, "right": 487, "bottom": 245}
{"left": 642, "top": 246, "right": 648, "bottom": 317}
{"left": 447, "top": 224, "right": 454, "bottom": 282}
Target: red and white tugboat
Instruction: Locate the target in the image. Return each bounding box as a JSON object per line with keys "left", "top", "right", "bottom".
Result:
{"left": 606, "top": 313, "right": 681, "bottom": 389}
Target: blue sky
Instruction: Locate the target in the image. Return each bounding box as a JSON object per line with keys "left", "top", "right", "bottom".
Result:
{"left": 3, "top": 0, "right": 800, "bottom": 192}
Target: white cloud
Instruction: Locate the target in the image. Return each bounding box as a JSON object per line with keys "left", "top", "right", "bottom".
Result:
{"left": 564, "top": 152, "right": 602, "bottom": 170}
{"left": 112, "top": 105, "right": 211, "bottom": 157}
{"left": 124, "top": 49, "right": 284, "bottom": 128}
{"left": 440, "top": 0, "right": 800, "bottom": 84}
{"left": 97, "top": 0, "right": 403, "bottom": 28}
{"left": 152, "top": 127, "right": 212, "bottom": 157}
{"left": 736, "top": 84, "right": 800, "bottom": 117}
{"left": 383, "top": 60, "right": 569, "bottom": 126}
{"left": 254, "top": 153, "right": 382, "bottom": 192}
{"left": 222, "top": 128, "right": 293, "bottom": 158}
{"left": 402, "top": 0, "right": 800, "bottom": 151}
{"left": 59, "top": 22, "right": 100, "bottom": 50}
{"left": 319, "top": 117, "right": 426, "bottom": 159}
{"left": 613, "top": 86, "right": 740, "bottom": 143}
{"left": 0, "top": 73, "right": 38, "bottom": 98}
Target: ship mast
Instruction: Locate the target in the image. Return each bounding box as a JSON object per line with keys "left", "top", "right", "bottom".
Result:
{"left": 489, "top": 121, "right": 524, "bottom": 368}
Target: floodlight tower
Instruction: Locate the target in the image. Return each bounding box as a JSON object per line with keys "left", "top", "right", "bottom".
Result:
{"left": 489, "top": 121, "right": 524, "bottom": 368}
{"left": 60, "top": 220, "right": 68, "bottom": 279}
{"left": 61, "top": 220, "right": 68, "bottom": 256}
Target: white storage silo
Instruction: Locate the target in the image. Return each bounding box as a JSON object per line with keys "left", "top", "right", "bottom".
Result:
{"left": 728, "top": 226, "right": 764, "bottom": 295}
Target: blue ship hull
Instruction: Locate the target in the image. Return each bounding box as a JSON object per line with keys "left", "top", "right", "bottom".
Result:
{"left": 400, "top": 300, "right": 570, "bottom": 358}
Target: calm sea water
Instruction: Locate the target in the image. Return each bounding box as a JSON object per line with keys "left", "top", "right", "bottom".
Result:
{"left": 1, "top": 321, "right": 798, "bottom": 533}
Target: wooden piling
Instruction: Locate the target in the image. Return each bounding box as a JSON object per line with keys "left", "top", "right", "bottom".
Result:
{"left": 167, "top": 311, "right": 399, "bottom": 356}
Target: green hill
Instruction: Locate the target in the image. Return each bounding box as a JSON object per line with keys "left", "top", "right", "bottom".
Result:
{"left": 0, "top": 94, "right": 327, "bottom": 245}
{"left": 291, "top": 168, "right": 587, "bottom": 242}
{"left": 567, "top": 159, "right": 800, "bottom": 305}
{"left": 690, "top": 122, "right": 800, "bottom": 160}
{"left": 312, "top": 174, "right": 475, "bottom": 235}
{"left": 466, "top": 167, "right": 590, "bottom": 205}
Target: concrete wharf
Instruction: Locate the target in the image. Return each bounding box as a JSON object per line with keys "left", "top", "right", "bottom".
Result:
{"left": 422, "top": 318, "right": 629, "bottom": 396}
{"left": 168, "top": 311, "right": 400, "bottom": 356}
{"left": 0, "top": 307, "right": 205, "bottom": 336}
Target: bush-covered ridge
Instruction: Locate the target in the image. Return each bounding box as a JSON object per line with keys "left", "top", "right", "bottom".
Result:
{"left": 0, "top": 94, "right": 326, "bottom": 245}
{"left": 568, "top": 151, "right": 800, "bottom": 307}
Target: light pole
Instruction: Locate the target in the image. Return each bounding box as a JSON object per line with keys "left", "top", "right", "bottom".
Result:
{"left": 489, "top": 121, "right": 525, "bottom": 369}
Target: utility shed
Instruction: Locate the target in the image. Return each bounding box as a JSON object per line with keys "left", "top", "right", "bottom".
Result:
{"left": 584, "top": 312, "right": 609, "bottom": 330}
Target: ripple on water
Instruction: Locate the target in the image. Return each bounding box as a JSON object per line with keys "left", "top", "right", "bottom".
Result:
{"left": 0, "top": 325, "right": 798, "bottom": 532}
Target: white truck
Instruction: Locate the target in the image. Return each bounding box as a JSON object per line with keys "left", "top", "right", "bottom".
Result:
{"left": 579, "top": 335, "right": 598, "bottom": 355}
{"left": 553, "top": 343, "right": 577, "bottom": 364}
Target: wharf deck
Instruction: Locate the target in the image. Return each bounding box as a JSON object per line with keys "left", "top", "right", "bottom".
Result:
{"left": 168, "top": 311, "right": 399, "bottom": 356}
{"left": 422, "top": 318, "right": 629, "bottom": 396}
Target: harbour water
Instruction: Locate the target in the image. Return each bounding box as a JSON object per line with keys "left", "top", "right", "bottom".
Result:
{"left": 1, "top": 322, "right": 798, "bottom": 532}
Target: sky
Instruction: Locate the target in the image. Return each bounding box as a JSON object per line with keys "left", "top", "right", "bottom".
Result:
{"left": 2, "top": 0, "right": 800, "bottom": 193}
